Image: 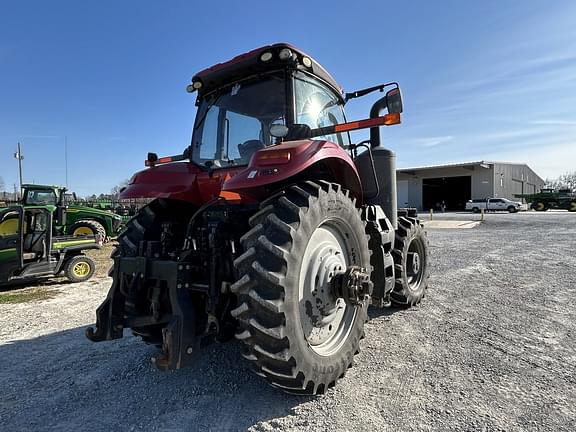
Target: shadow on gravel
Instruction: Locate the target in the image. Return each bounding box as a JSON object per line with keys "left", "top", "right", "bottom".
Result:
{"left": 0, "top": 326, "right": 311, "bottom": 431}
{"left": 367, "top": 305, "right": 403, "bottom": 320}
{"left": 0, "top": 278, "right": 73, "bottom": 292}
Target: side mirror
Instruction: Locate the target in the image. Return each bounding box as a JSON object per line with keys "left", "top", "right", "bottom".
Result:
{"left": 269, "top": 124, "right": 289, "bottom": 138}
{"left": 386, "top": 88, "right": 403, "bottom": 114}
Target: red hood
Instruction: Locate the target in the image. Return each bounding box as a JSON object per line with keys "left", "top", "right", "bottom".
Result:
{"left": 120, "top": 162, "right": 244, "bottom": 205}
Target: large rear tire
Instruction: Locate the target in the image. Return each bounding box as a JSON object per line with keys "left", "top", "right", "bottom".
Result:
{"left": 390, "top": 216, "right": 430, "bottom": 307}
{"left": 232, "top": 181, "right": 370, "bottom": 395}
{"left": 70, "top": 220, "right": 106, "bottom": 239}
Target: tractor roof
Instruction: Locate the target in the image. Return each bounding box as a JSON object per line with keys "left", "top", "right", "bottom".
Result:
{"left": 191, "top": 43, "right": 343, "bottom": 98}
{"left": 22, "top": 184, "right": 65, "bottom": 191}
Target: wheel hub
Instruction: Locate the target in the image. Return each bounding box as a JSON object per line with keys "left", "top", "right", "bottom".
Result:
{"left": 331, "top": 266, "right": 372, "bottom": 306}
{"left": 408, "top": 252, "right": 420, "bottom": 274}
{"left": 299, "top": 222, "right": 358, "bottom": 356}
{"left": 73, "top": 262, "right": 90, "bottom": 277}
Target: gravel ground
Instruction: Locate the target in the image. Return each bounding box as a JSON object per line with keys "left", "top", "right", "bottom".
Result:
{"left": 0, "top": 211, "right": 575, "bottom": 431}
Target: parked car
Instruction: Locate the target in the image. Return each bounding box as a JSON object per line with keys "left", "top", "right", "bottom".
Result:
{"left": 465, "top": 198, "right": 526, "bottom": 213}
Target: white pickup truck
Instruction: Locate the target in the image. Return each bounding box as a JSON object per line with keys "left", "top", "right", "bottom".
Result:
{"left": 465, "top": 198, "right": 526, "bottom": 213}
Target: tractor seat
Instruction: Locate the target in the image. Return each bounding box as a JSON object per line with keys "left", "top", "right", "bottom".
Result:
{"left": 23, "top": 232, "right": 46, "bottom": 258}
{"left": 238, "top": 140, "right": 265, "bottom": 163}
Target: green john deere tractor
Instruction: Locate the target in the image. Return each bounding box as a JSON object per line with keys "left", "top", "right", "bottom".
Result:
{"left": 0, "top": 205, "right": 101, "bottom": 286}
{"left": 515, "top": 188, "right": 576, "bottom": 212}
{"left": 16, "top": 184, "right": 123, "bottom": 239}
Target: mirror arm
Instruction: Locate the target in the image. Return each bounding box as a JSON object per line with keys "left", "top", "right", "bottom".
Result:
{"left": 345, "top": 82, "right": 399, "bottom": 102}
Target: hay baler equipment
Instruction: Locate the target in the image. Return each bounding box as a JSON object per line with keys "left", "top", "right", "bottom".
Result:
{"left": 87, "top": 43, "right": 430, "bottom": 394}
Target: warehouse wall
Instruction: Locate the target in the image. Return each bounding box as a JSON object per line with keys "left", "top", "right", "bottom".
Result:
{"left": 493, "top": 163, "right": 545, "bottom": 201}
{"left": 470, "top": 166, "right": 494, "bottom": 199}
{"left": 396, "top": 162, "right": 545, "bottom": 210}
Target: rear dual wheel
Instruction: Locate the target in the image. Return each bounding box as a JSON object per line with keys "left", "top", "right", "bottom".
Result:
{"left": 390, "top": 216, "right": 430, "bottom": 307}
{"left": 232, "top": 181, "right": 370, "bottom": 395}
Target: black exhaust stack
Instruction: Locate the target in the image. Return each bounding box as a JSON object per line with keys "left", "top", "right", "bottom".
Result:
{"left": 355, "top": 95, "right": 398, "bottom": 229}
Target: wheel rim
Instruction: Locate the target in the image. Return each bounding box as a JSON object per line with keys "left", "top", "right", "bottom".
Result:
{"left": 72, "top": 261, "right": 90, "bottom": 277}
{"left": 73, "top": 226, "right": 93, "bottom": 236}
{"left": 406, "top": 236, "right": 426, "bottom": 291}
{"left": 298, "top": 219, "right": 358, "bottom": 357}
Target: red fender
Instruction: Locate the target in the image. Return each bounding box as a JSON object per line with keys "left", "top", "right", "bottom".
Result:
{"left": 222, "top": 140, "right": 363, "bottom": 201}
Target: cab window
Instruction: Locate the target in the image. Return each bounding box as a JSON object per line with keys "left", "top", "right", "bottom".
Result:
{"left": 294, "top": 71, "right": 350, "bottom": 147}
{"left": 25, "top": 190, "right": 57, "bottom": 205}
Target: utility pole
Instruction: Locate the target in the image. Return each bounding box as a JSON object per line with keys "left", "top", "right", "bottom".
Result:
{"left": 64, "top": 135, "right": 69, "bottom": 188}
{"left": 14, "top": 142, "right": 24, "bottom": 195}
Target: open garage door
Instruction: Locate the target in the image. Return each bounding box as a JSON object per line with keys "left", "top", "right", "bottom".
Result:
{"left": 423, "top": 176, "right": 471, "bottom": 210}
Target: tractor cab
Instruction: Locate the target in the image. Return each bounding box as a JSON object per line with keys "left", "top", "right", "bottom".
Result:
{"left": 0, "top": 205, "right": 101, "bottom": 286}
{"left": 187, "top": 48, "right": 350, "bottom": 168}
{"left": 22, "top": 184, "right": 64, "bottom": 206}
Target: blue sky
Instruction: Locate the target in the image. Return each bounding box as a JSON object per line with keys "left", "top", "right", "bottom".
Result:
{"left": 1, "top": 0, "right": 575, "bottom": 195}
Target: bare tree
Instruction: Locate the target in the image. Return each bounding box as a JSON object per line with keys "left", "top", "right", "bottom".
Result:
{"left": 111, "top": 179, "right": 130, "bottom": 198}
{"left": 546, "top": 171, "right": 576, "bottom": 191}
{"left": 558, "top": 171, "right": 576, "bottom": 190}
{"left": 545, "top": 177, "right": 562, "bottom": 189}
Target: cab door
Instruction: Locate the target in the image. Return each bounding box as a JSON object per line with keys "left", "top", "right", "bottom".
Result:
{"left": 0, "top": 206, "right": 24, "bottom": 281}
{"left": 488, "top": 199, "right": 503, "bottom": 211}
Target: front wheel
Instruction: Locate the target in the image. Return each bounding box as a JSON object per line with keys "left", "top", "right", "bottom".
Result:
{"left": 232, "top": 181, "right": 370, "bottom": 395}
{"left": 532, "top": 202, "right": 548, "bottom": 211}
{"left": 65, "top": 255, "right": 96, "bottom": 282}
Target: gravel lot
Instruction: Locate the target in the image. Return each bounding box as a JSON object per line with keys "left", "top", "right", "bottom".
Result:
{"left": 1, "top": 211, "right": 575, "bottom": 431}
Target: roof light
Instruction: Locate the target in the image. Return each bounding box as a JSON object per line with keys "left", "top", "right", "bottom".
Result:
{"left": 186, "top": 80, "right": 202, "bottom": 93}
{"left": 278, "top": 48, "right": 293, "bottom": 60}
{"left": 260, "top": 51, "right": 273, "bottom": 62}
{"left": 302, "top": 56, "right": 312, "bottom": 67}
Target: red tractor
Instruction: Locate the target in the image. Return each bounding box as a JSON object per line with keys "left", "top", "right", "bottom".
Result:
{"left": 87, "top": 43, "right": 429, "bottom": 394}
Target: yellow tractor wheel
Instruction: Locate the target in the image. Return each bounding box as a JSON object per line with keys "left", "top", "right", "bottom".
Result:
{"left": 533, "top": 202, "right": 547, "bottom": 211}
{"left": 73, "top": 226, "right": 94, "bottom": 236}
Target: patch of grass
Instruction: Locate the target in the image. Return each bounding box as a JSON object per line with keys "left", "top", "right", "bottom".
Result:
{"left": 0, "top": 288, "right": 59, "bottom": 304}
{"left": 86, "top": 242, "right": 114, "bottom": 279}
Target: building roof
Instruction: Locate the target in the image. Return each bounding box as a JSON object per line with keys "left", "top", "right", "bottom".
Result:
{"left": 397, "top": 160, "right": 529, "bottom": 172}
